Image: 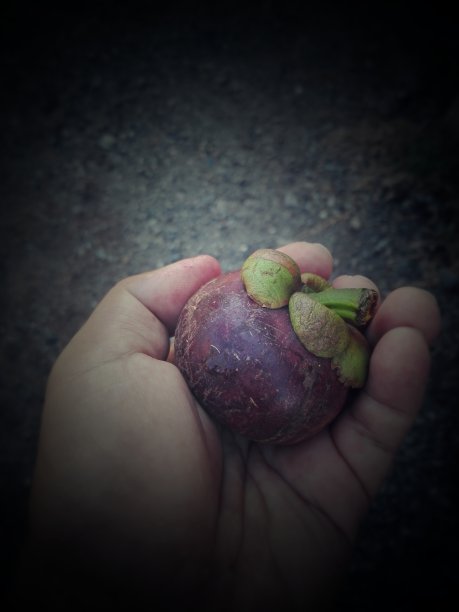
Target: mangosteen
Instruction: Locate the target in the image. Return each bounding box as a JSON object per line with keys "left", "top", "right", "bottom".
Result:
{"left": 174, "top": 249, "right": 377, "bottom": 445}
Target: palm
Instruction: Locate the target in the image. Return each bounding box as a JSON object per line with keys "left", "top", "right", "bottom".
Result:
{"left": 74, "top": 346, "right": 360, "bottom": 609}
{"left": 163, "top": 365, "right": 367, "bottom": 610}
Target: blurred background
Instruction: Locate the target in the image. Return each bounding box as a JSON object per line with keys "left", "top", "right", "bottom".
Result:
{"left": 1, "top": 1, "right": 458, "bottom": 609}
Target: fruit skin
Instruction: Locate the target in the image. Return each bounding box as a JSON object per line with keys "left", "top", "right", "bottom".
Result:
{"left": 174, "top": 271, "right": 349, "bottom": 445}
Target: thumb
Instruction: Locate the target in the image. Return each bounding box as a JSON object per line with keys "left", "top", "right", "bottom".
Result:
{"left": 56, "top": 255, "right": 221, "bottom": 371}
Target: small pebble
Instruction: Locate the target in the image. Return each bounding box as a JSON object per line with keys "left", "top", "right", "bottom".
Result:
{"left": 98, "top": 133, "right": 116, "bottom": 150}
{"left": 349, "top": 215, "right": 362, "bottom": 230}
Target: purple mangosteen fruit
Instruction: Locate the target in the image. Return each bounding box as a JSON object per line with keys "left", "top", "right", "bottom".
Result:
{"left": 174, "top": 249, "right": 377, "bottom": 445}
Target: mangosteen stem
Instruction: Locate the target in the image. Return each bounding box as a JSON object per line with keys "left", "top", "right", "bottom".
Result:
{"left": 307, "top": 287, "right": 377, "bottom": 327}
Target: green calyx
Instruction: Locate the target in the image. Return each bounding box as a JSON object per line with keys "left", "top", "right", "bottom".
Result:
{"left": 241, "top": 250, "right": 378, "bottom": 388}
{"left": 288, "top": 292, "right": 349, "bottom": 358}
{"left": 241, "top": 248, "right": 302, "bottom": 308}
{"left": 301, "top": 272, "right": 332, "bottom": 293}
{"left": 288, "top": 292, "right": 371, "bottom": 388}
{"left": 331, "top": 325, "right": 369, "bottom": 388}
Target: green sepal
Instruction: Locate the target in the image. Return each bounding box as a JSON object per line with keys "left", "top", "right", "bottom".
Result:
{"left": 331, "top": 325, "right": 369, "bottom": 388}
{"left": 241, "top": 249, "right": 301, "bottom": 308}
{"left": 288, "top": 292, "right": 350, "bottom": 358}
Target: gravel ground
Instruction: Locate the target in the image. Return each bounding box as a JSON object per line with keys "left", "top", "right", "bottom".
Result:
{"left": 2, "top": 2, "right": 458, "bottom": 609}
